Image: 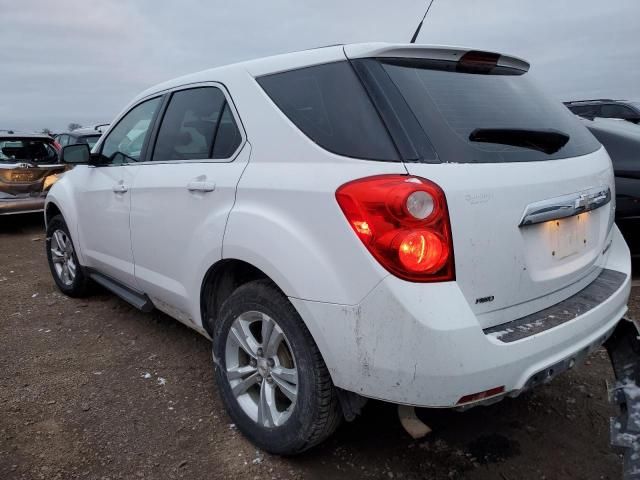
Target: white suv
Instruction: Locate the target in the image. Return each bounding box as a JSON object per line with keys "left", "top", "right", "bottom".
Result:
{"left": 45, "top": 43, "right": 631, "bottom": 454}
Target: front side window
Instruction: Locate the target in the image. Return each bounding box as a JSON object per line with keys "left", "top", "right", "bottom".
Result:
{"left": 152, "top": 87, "right": 241, "bottom": 162}
{"left": 101, "top": 97, "right": 161, "bottom": 164}
{"left": 258, "top": 62, "right": 399, "bottom": 161}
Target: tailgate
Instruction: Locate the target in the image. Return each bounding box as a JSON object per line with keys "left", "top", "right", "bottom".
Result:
{"left": 405, "top": 148, "right": 615, "bottom": 327}
{"left": 345, "top": 48, "right": 613, "bottom": 328}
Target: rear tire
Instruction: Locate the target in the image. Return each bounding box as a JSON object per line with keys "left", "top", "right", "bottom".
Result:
{"left": 212, "top": 279, "right": 342, "bottom": 455}
{"left": 46, "top": 214, "right": 90, "bottom": 297}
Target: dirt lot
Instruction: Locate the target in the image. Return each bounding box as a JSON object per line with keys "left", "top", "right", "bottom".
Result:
{"left": 1, "top": 213, "right": 638, "bottom": 480}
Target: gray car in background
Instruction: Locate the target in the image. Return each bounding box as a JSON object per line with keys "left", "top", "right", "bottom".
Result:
{"left": 580, "top": 117, "right": 640, "bottom": 255}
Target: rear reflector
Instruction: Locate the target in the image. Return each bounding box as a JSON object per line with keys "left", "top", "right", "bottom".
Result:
{"left": 457, "top": 386, "right": 505, "bottom": 405}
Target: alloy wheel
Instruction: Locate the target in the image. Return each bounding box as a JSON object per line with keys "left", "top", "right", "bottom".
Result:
{"left": 224, "top": 311, "right": 298, "bottom": 427}
{"left": 50, "top": 229, "right": 76, "bottom": 286}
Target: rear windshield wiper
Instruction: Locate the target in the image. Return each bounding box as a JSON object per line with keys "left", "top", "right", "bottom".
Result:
{"left": 469, "top": 128, "right": 570, "bottom": 154}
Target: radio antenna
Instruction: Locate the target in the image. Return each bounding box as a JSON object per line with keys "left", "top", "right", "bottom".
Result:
{"left": 410, "top": 0, "right": 436, "bottom": 44}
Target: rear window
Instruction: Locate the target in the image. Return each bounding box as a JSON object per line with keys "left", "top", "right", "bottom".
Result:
{"left": 376, "top": 58, "right": 601, "bottom": 163}
{"left": 0, "top": 138, "right": 58, "bottom": 164}
{"left": 258, "top": 62, "right": 398, "bottom": 161}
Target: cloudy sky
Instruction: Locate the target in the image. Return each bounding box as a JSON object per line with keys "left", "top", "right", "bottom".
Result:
{"left": 1, "top": 0, "right": 638, "bottom": 132}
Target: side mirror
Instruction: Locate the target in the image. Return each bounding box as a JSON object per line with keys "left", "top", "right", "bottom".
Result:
{"left": 60, "top": 144, "right": 90, "bottom": 164}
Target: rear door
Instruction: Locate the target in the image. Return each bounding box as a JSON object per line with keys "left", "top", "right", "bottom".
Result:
{"left": 75, "top": 96, "right": 162, "bottom": 287}
{"left": 349, "top": 53, "right": 614, "bottom": 328}
{"left": 129, "top": 84, "right": 247, "bottom": 323}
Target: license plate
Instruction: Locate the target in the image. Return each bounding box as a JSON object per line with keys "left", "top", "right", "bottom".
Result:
{"left": 550, "top": 214, "right": 588, "bottom": 260}
{"left": 11, "top": 171, "right": 37, "bottom": 182}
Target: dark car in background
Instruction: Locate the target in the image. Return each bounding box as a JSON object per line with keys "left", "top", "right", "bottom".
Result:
{"left": 579, "top": 117, "right": 640, "bottom": 255}
{"left": 0, "top": 133, "right": 66, "bottom": 215}
{"left": 566, "top": 99, "right": 640, "bottom": 124}
{"left": 55, "top": 124, "right": 108, "bottom": 151}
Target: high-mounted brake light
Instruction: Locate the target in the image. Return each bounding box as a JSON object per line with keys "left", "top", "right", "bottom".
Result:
{"left": 459, "top": 50, "right": 500, "bottom": 68}
{"left": 336, "top": 175, "right": 454, "bottom": 282}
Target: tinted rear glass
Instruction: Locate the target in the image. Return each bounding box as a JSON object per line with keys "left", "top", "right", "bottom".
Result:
{"left": 258, "top": 61, "right": 398, "bottom": 161}
{"left": 378, "top": 58, "right": 600, "bottom": 163}
{"left": 0, "top": 138, "right": 57, "bottom": 164}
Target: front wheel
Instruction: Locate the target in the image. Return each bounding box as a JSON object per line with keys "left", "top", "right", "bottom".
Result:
{"left": 46, "top": 214, "right": 90, "bottom": 297}
{"left": 212, "top": 279, "right": 342, "bottom": 455}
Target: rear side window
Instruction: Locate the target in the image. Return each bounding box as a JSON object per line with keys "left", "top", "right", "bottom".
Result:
{"left": 375, "top": 58, "right": 600, "bottom": 163}
{"left": 212, "top": 103, "right": 242, "bottom": 159}
{"left": 152, "top": 87, "right": 242, "bottom": 162}
{"left": 79, "top": 135, "right": 101, "bottom": 148}
{"left": 600, "top": 104, "right": 636, "bottom": 119}
{"left": 258, "top": 62, "right": 399, "bottom": 161}
{"left": 569, "top": 105, "right": 600, "bottom": 117}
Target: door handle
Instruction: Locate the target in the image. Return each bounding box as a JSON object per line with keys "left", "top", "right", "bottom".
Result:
{"left": 112, "top": 184, "right": 128, "bottom": 194}
{"left": 187, "top": 181, "right": 216, "bottom": 192}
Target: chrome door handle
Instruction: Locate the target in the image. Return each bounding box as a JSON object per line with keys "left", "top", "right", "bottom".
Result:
{"left": 112, "top": 184, "right": 128, "bottom": 194}
{"left": 187, "top": 181, "right": 216, "bottom": 192}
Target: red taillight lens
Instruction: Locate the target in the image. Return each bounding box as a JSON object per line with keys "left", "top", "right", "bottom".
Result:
{"left": 53, "top": 141, "right": 62, "bottom": 152}
{"left": 336, "top": 175, "right": 454, "bottom": 282}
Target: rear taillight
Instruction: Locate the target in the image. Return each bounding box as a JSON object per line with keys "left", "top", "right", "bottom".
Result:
{"left": 53, "top": 141, "right": 62, "bottom": 152}
{"left": 336, "top": 175, "right": 455, "bottom": 282}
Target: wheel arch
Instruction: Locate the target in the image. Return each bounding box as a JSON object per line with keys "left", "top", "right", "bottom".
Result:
{"left": 200, "top": 258, "right": 278, "bottom": 337}
{"left": 45, "top": 201, "right": 62, "bottom": 227}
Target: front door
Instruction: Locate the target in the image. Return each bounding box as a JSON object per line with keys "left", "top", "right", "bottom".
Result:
{"left": 76, "top": 96, "right": 162, "bottom": 288}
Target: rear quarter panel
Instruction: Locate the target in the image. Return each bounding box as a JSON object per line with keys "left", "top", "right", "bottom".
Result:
{"left": 221, "top": 68, "right": 405, "bottom": 304}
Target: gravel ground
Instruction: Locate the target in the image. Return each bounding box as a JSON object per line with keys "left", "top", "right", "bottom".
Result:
{"left": 1, "top": 213, "right": 639, "bottom": 480}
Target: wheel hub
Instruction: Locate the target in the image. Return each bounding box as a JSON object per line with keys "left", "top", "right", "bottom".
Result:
{"left": 257, "top": 357, "right": 269, "bottom": 377}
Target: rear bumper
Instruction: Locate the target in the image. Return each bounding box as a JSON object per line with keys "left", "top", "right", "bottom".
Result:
{"left": 0, "top": 195, "right": 46, "bottom": 215}
{"left": 292, "top": 225, "right": 631, "bottom": 407}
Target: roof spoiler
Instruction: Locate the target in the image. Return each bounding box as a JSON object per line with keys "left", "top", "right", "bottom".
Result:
{"left": 343, "top": 44, "right": 530, "bottom": 73}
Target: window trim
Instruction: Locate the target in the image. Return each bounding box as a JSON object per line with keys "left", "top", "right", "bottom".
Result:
{"left": 141, "top": 81, "right": 246, "bottom": 165}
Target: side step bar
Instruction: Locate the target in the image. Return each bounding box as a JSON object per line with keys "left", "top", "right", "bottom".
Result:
{"left": 88, "top": 271, "right": 154, "bottom": 313}
{"left": 605, "top": 318, "right": 640, "bottom": 480}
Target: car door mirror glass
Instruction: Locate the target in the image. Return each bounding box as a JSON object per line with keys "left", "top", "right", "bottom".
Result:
{"left": 61, "top": 144, "right": 90, "bottom": 164}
